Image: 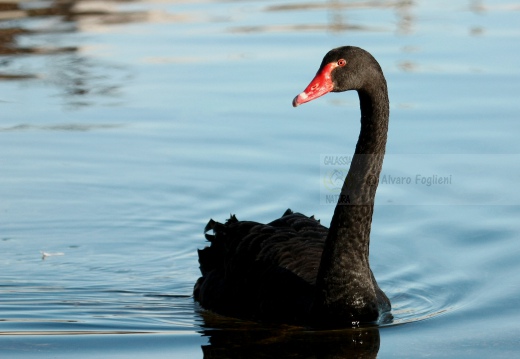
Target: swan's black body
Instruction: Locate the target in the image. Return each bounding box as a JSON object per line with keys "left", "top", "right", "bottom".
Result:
{"left": 194, "top": 46, "right": 391, "bottom": 328}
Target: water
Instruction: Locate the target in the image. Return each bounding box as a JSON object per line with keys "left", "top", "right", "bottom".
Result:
{"left": 1, "top": 0, "right": 520, "bottom": 357}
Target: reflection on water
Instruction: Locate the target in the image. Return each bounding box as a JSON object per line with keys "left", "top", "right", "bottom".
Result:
{"left": 1, "top": 0, "right": 500, "bottom": 110}
{"left": 0, "top": 0, "right": 135, "bottom": 107}
{"left": 228, "top": 0, "right": 417, "bottom": 34}
{"left": 0, "top": 0, "right": 420, "bottom": 102}
{"left": 0, "top": 0, "right": 495, "bottom": 107}
{"left": 199, "top": 311, "right": 380, "bottom": 358}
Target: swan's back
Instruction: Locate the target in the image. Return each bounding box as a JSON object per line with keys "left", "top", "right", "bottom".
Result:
{"left": 194, "top": 209, "right": 327, "bottom": 324}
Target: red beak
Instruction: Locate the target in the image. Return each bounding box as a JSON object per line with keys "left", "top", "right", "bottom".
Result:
{"left": 292, "top": 62, "right": 338, "bottom": 107}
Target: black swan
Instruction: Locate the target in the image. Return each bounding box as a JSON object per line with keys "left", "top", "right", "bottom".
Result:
{"left": 194, "top": 46, "right": 391, "bottom": 328}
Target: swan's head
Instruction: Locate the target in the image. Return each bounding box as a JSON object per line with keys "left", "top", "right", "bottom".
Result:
{"left": 292, "top": 46, "right": 382, "bottom": 107}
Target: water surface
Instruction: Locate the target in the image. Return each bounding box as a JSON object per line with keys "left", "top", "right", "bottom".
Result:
{"left": 1, "top": 0, "right": 520, "bottom": 357}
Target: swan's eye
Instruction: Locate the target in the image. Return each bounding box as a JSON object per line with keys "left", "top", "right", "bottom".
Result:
{"left": 337, "top": 59, "right": 347, "bottom": 67}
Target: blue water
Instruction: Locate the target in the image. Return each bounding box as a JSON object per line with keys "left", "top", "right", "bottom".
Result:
{"left": 1, "top": 0, "right": 520, "bottom": 357}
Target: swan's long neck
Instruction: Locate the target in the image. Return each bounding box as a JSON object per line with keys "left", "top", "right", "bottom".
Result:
{"left": 313, "top": 78, "right": 389, "bottom": 325}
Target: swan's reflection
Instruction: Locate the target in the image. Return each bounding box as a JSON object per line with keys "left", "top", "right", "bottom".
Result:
{"left": 198, "top": 311, "right": 380, "bottom": 359}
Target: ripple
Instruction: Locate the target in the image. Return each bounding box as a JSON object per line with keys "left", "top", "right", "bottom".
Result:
{"left": 0, "top": 123, "right": 123, "bottom": 132}
{"left": 380, "top": 275, "right": 470, "bottom": 327}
